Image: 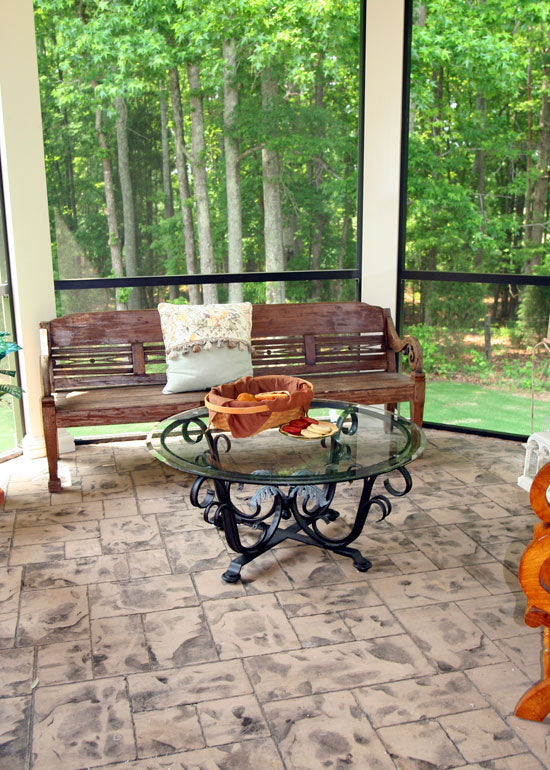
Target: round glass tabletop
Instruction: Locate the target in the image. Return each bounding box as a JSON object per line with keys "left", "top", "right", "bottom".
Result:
{"left": 147, "top": 399, "right": 425, "bottom": 485}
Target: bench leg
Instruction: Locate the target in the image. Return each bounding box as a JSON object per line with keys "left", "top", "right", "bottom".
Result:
{"left": 384, "top": 403, "right": 397, "bottom": 433}
{"left": 42, "top": 400, "right": 62, "bottom": 492}
{"left": 411, "top": 372, "right": 426, "bottom": 428}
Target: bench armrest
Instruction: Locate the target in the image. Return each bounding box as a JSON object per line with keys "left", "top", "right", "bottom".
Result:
{"left": 40, "top": 325, "right": 53, "bottom": 397}
{"left": 385, "top": 317, "right": 423, "bottom": 373}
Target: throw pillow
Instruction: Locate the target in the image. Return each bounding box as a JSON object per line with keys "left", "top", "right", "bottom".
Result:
{"left": 158, "top": 301, "right": 253, "bottom": 393}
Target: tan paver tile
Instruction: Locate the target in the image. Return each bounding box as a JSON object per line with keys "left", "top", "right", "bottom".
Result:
{"left": 128, "top": 660, "right": 253, "bottom": 711}
{"left": 15, "top": 501, "right": 103, "bottom": 527}
{"left": 457, "top": 757, "right": 545, "bottom": 770}
{"left": 0, "top": 695, "right": 30, "bottom": 770}
{"left": 505, "top": 716, "right": 550, "bottom": 768}
{"left": 478, "top": 483, "right": 532, "bottom": 514}
{"left": 81, "top": 473, "right": 133, "bottom": 500}
{"left": 354, "top": 671, "right": 488, "bottom": 727}
{"left": 92, "top": 615, "right": 150, "bottom": 676}
{"left": 24, "top": 554, "right": 129, "bottom": 589}
{"left": 197, "top": 694, "right": 269, "bottom": 746}
{"left": 377, "top": 718, "right": 464, "bottom": 768}
{"left": 265, "top": 690, "right": 395, "bottom": 769}
{"left": 156, "top": 509, "right": 210, "bottom": 535}
{"left": 405, "top": 524, "right": 494, "bottom": 568}
{"left": 396, "top": 602, "right": 508, "bottom": 671}
{"left": 371, "top": 567, "right": 489, "bottom": 609}
{"left": 389, "top": 549, "right": 439, "bottom": 572}
{"left": 0, "top": 647, "right": 34, "bottom": 696}
{"left": 133, "top": 705, "right": 204, "bottom": 757}
{"left": 103, "top": 497, "right": 139, "bottom": 518}
{"left": 32, "top": 678, "right": 135, "bottom": 770}
{"left": 333, "top": 553, "right": 402, "bottom": 580}
{"left": 240, "top": 550, "right": 294, "bottom": 593}
{"left": 99, "top": 515, "right": 162, "bottom": 553}
{"left": 276, "top": 580, "right": 380, "bottom": 617}
{"left": 65, "top": 538, "right": 103, "bottom": 558}
{"left": 0, "top": 512, "right": 14, "bottom": 533}
{"left": 459, "top": 515, "right": 533, "bottom": 547}
{"left": 193, "top": 568, "right": 247, "bottom": 600}
{"left": 245, "top": 636, "right": 435, "bottom": 702}
{"left": 495, "top": 633, "right": 544, "bottom": 681}
{"left": 12, "top": 520, "right": 99, "bottom": 547}
{"left": 94, "top": 737, "right": 285, "bottom": 769}
{"left": 0, "top": 535, "right": 10, "bottom": 567}
{"left": 165, "top": 529, "right": 230, "bottom": 574}
{"left": 466, "top": 562, "right": 521, "bottom": 594}
{"left": 440, "top": 707, "right": 525, "bottom": 762}
{"left": 138, "top": 496, "right": 196, "bottom": 515}
{"left": 17, "top": 586, "right": 89, "bottom": 646}
{"left": 127, "top": 548, "right": 171, "bottom": 578}
{"left": 457, "top": 593, "right": 535, "bottom": 639}
{"left": 341, "top": 604, "right": 404, "bottom": 640}
{"left": 466, "top": 662, "right": 535, "bottom": 717}
{"left": 9, "top": 542, "right": 65, "bottom": 565}
{"left": 203, "top": 593, "right": 300, "bottom": 659}
{"left": 89, "top": 574, "right": 198, "bottom": 618}
{"left": 0, "top": 611, "right": 18, "bottom": 648}
{"left": 144, "top": 606, "right": 218, "bottom": 667}
{"left": 0, "top": 565, "right": 22, "bottom": 614}
{"left": 273, "top": 546, "right": 346, "bottom": 588}
{"left": 36, "top": 640, "right": 92, "bottom": 685}
{"left": 290, "top": 612, "right": 354, "bottom": 647}
{"left": 135, "top": 481, "right": 190, "bottom": 501}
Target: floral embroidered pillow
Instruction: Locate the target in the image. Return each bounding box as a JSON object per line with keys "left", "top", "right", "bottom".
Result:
{"left": 158, "top": 302, "right": 253, "bottom": 393}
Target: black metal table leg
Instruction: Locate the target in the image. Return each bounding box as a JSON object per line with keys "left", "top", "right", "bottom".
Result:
{"left": 188, "top": 466, "right": 413, "bottom": 582}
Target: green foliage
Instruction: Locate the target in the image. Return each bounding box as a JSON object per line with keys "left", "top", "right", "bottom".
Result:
{"left": 0, "top": 333, "right": 23, "bottom": 402}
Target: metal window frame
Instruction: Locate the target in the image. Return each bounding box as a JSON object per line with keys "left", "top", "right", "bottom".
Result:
{"left": 396, "top": 0, "right": 549, "bottom": 441}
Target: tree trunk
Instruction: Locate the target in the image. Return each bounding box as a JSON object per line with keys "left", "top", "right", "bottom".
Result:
{"left": 94, "top": 106, "right": 126, "bottom": 310}
{"left": 186, "top": 62, "right": 218, "bottom": 304}
{"left": 473, "top": 94, "right": 487, "bottom": 268}
{"left": 169, "top": 67, "right": 201, "bottom": 304}
{"left": 223, "top": 38, "right": 243, "bottom": 302}
{"left": 337, "top": 195, "right": 351, "bottom": 300}
{"left": 115, "top": 96, "right": 139, "bottom": 309}
{"left": 159, "top": 84, "right": 177, "bottom": 300}
{"left": 529, "top": 47, "right": 550, "bottom": 257}
{"left": 261, "top": 69, "right": 285, "bottom": 304}
{"left": 311, "top": 67, "right": 325, "bottom": 300}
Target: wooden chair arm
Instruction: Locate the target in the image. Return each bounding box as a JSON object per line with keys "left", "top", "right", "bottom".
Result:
{"left": 385, "top": 316, "right": 423, "bottom": 373}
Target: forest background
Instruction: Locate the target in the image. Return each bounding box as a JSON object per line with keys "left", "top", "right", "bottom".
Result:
{"left": 32, "top": 0, "right": 550, "bottom": 434}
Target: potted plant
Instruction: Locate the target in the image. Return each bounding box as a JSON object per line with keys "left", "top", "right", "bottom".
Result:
{"left": 0, "top": 331, "right": 23, "bottom": 505}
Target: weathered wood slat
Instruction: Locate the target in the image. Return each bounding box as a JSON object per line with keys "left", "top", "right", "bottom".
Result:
{"left": 53, "top": 373, "right": 167, "bottom": 390}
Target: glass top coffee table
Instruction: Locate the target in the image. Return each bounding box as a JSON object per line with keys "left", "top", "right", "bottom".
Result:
{"left": 147, "top": 399, "right": 425, "bottom": 583}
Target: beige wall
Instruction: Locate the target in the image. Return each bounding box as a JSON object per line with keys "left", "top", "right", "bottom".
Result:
{"left": 0, "top": 0, "right": 59, "bottom": 457}
{"left": 361, "top": 0, "right": 406, "bottom": 318}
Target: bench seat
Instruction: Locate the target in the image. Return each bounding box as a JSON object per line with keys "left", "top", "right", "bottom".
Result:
{"left": 41, "top": 302, "right": 425, "bottom": 491}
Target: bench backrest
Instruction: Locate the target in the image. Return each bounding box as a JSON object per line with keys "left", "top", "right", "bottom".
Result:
{"left": 41, "top": 302, "right": 394, "bottom": 392}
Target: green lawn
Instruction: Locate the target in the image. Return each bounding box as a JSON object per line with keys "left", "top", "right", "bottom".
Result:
{"left": 0, "top": 406, "right": 17, "bottom": 453}
{"left": 401, "top": 380, "right": 547, "bottom": 435}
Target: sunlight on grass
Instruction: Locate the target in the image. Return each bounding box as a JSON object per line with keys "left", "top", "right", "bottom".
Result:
{"left": 402, "top": 381, "right": 548, "bottom": 435}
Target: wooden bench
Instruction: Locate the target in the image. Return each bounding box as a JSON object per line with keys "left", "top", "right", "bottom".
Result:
{"left": 40, "top": 301, "right": 425, "bottom": 492}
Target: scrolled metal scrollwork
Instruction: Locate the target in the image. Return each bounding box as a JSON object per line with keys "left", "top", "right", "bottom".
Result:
{"left": 336, "top": 406, "right": 358, "bottom": 436}
{"left": 383, "top": 466, "right": 412, "bottom": 497}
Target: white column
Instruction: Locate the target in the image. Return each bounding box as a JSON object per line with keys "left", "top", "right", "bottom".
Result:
{"left": 0, "top": 0, "right": 74, "bottom": 457}
{"left": 361, "top": 0, "right": 406, "bottom": 318}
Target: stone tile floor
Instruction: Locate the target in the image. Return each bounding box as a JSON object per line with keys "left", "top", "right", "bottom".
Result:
{"left": 0, "top": 429, "right": 549, "bottom": 769}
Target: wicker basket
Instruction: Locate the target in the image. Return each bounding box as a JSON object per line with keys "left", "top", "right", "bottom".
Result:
{"left": 205, "top": 398, "right": 306, "bottom": 434}
{"left": 204, "top": 376, "right": 314, "bottom": 437}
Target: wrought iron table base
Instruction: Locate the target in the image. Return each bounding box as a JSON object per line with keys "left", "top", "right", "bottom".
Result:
{"left": 189, "top": 467, "right": 412, "bottom": 583}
